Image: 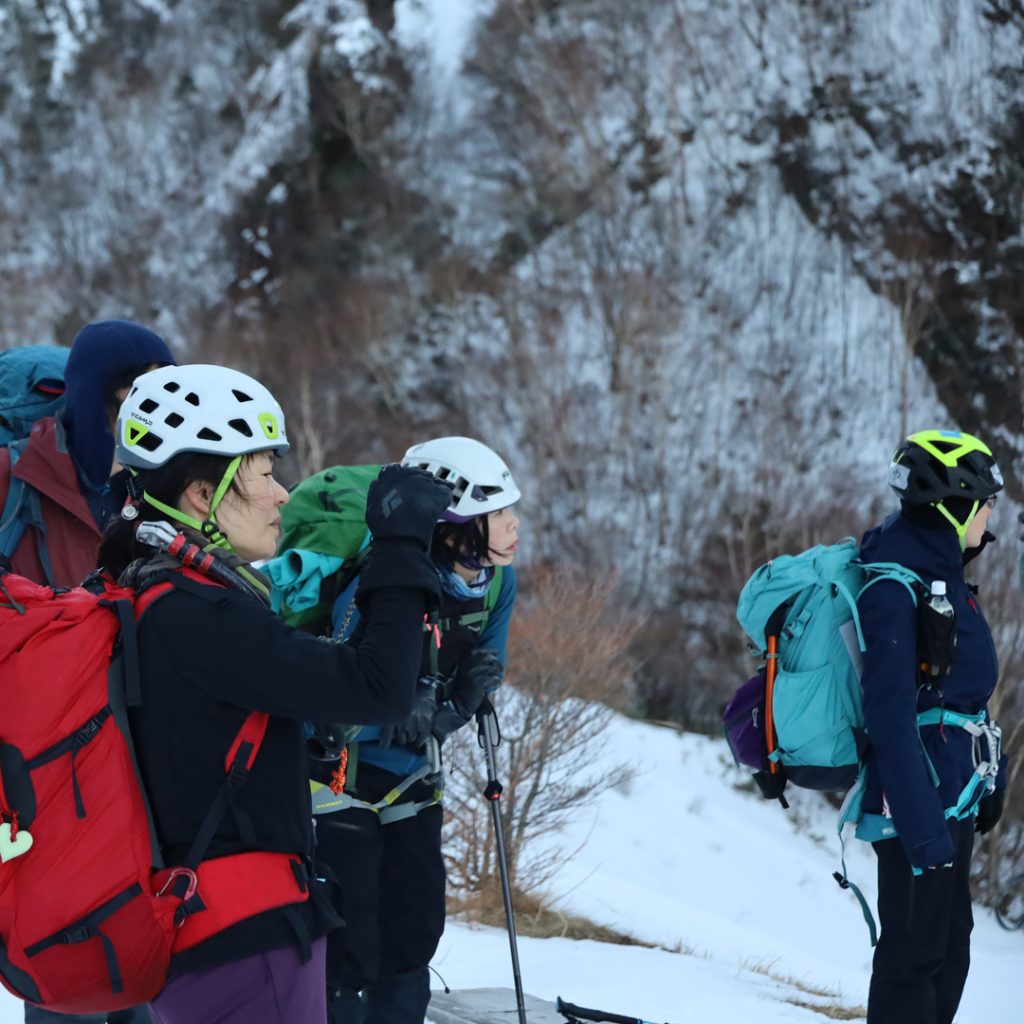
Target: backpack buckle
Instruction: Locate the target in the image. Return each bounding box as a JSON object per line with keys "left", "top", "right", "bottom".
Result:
{"left": 157, "top": 867, "right": 198, "bottom": 901}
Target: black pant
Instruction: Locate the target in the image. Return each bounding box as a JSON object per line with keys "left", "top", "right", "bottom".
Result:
{"left": 868, "top": 818, "right": 975, "bottom": 1024}
{"left": 316, "top": 764, "right": 446, "bottom": 1024}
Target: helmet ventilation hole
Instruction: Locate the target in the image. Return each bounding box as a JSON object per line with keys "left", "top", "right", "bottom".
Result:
{"left": 136, "top": 432, "right": 162, "bottom": 452}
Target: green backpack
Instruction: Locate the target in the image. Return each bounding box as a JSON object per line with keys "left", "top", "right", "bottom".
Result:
{"left": 270, "top": 464, "right": 383, "bottom": 632}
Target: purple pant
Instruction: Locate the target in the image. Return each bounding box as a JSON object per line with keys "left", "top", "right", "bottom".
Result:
{"left": 148, "top": 939, "right": 326, "bottom": 1024}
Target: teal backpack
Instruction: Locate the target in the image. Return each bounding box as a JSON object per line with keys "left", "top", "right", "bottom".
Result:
{"left": 731, "top": 539, "right": 923, "bottom": 798}
{"left": 0, "top": 345, "right": 70, "bottom": 579}
{"left": 728, "top": 538, "right": 925, "bottom": 943}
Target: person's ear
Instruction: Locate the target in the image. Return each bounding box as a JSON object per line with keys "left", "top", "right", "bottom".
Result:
{"left": 181, "top": 480, "right": 215, "bottom": 518}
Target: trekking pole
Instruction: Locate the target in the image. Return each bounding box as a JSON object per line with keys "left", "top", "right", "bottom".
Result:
{"left": 556, "top": 996, "right": 666, "bottom": 1024}
{"left": 476, "top": 697, "right": 528, "bottom": 1024}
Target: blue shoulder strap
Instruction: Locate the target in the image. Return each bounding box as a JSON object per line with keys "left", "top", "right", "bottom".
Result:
{"left": 0, "top": 441, "right": 29, "bottom": 562}
{"left": 0, "top": 440, "right": 55, "bottom": 586}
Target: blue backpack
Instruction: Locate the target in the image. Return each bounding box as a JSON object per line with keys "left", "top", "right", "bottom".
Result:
{"left": 0, "top": 346, "right": 70, "bottom": 580}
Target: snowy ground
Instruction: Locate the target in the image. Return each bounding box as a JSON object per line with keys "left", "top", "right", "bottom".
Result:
{"left": 430, "top": 717, "right": 1020, "bottom": 1023}
{"left": 0, "top": 715, "right": 1016, "bottom": 1022}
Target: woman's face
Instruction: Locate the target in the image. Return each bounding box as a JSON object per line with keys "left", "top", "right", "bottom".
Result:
{"left": 484, "top": 505, "right": 520, "bottom": 566}
{"left": 212, "top": 452, "right": 290, "bottom": 562}
{"left": 964, "top": 498, "right": 994, "bottom": 549}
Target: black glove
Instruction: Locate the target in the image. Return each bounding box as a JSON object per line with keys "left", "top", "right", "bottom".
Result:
{"left": 432, "top": 647, "right": 504, "bottom": 741}
{"left": 378, "top": 678, "right": 441, "bottom": 750}
{"left": 365, "top": 465, "right": 454, "bottom": 551}
{"left": 307, "top": 722, "right": 353, "bottom": 760}
{"left": 976, "top": 788, "right": 1005, "bottom": 835}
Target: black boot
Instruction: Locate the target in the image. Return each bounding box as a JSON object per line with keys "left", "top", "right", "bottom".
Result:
{"left": 328, "top": 986, "right": 370, "bottom": 1024}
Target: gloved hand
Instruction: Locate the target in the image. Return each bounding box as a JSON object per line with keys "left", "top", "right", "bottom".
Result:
{"left": 307, "top": 722, "right": 356, "bottom": 760}
{"left": 378, "top": 678, "right": 441, "bottom": 750}
{"left": 976, "top": 788, "right": 1005, "bottom": 835}
{"left": 432, "top": 647, "right": 504, "bottom": 741}
{"left": 365, "top": 465, "right": 454, "bottom": 551}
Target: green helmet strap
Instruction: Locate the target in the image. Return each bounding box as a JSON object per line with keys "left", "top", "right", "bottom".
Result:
{"left": 142, "top": 455, "right": 244, "bottom": 552}
{"left": 210, "top": 456, "right": 243, "bottom": 518}
{"left": 933, "top": 499, "right": 980, "bottom": 552}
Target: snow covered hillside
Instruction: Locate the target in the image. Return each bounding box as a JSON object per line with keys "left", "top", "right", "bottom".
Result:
{"left": 430, "top": 716, "right": 1020, "bottom": 1023}
{"left": 4, "top": 0, "right": 1024, "bottom": 734}
{"left": 0, "top": 714, "right": 1015, "bottom": 1021}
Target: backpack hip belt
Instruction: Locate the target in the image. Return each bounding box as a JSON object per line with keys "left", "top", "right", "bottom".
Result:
{"left": 153, "top": 851, "right": 309, "bottom": 954}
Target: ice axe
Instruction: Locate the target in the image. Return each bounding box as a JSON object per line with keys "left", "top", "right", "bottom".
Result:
{"left": 476, "top": 696, "right": 528, "bottom": 1024}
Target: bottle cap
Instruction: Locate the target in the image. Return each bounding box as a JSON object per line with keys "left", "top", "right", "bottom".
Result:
{"left": 931, "top": 579, "right": 947, "bottom": 596}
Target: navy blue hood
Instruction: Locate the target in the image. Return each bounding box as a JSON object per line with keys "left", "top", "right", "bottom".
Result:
{"left": 62, "top": 320, "right": 174, "bottom": 488}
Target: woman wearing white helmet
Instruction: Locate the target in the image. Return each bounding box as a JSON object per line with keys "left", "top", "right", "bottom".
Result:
{"left": 313, "top": 436, "right": 521, "bottom": 1024}
{"left": 98, "top": 365, "right": 453, "bottom": 1024}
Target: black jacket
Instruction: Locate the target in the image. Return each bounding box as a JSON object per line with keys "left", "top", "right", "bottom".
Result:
{"left": 128, "top": 554, "right": 432, "bottom": 975}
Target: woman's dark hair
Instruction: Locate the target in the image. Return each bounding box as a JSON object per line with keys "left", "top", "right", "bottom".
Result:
{"left": 99, "top": 451, "right": 240, "bottom": 579}
{"left": 429, "top": 516, "right": 490, "bottom": 571}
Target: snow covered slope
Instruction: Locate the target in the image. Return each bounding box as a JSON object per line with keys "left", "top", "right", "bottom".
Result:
{"left": 0, "top": 715, "right": 1015, "bottom": 1021}
{"left": 430, "top": 716, "right": 1020, "bottom": 1023}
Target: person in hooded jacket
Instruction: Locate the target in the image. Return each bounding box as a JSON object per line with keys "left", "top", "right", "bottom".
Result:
{"left": 0, "top": 320, "right": 174, "bottom": 588}
{"left": 98, "top": 364, "right": 452, "bottom": 1024}
{"left": 308, "top": 437, "right": 521, "bottom": 1024}
{"left": 856, "top": 429, "right": 1008, "bottom": 1024}
{"left": 5, "top": 322, "right": 173, "bottom": 1024}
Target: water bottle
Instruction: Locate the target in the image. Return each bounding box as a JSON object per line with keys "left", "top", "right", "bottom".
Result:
{"left": 919, "top": 579, "right": 955, "bottom": 678}
{"left": 928, "top": 579, "right": 954, "bottom": 619}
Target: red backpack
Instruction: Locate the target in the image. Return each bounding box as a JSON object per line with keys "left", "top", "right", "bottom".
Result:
{"left": 0, "top": 567, "right": 309, "bottom": 1014}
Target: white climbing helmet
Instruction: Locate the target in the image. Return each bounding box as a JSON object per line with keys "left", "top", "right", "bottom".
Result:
{"left": 401, "top": 436, "right": 520, "bottom": 522}
{"left": 115, "top": 364, "right": 289, "bottom": 470}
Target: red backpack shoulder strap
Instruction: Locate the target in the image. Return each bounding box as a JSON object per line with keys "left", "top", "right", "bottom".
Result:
{"left": 97, "top": 570, "right": 227, "bottom": 709}
{"left": 179, "top": 710, "right": 270, "bottom": 874}
{"left": 131, "top": 566, "right": 223, "bottom": 620}
{"left": 225, "top": 712, "right": 270, "bottom": 776}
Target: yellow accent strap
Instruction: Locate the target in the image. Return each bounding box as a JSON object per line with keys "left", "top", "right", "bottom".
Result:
{"left": 309, "top": 762, "right": 443, "bottom": 823}
{"left": 933, "top": 499, "right": 979, "bottom": 552}
{"left": 908, "top": 429, "right": 992, "bottom": 467}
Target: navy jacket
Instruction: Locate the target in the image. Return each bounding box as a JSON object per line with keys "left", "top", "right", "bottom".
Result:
{"left": 858, "top": 512, "right": 1002, "bottom": 868}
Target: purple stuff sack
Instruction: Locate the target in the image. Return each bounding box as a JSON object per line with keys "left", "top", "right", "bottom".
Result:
{"left": 722, "top": 671, "right": 769, "bottom": 772}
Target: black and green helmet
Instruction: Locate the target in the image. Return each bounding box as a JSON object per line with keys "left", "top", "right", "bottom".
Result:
{"left": 889, "top": 429, "right": 1004, "bottom": 547}
{"left": 888, "top": 429, "right": 1003, "bottom": 505}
